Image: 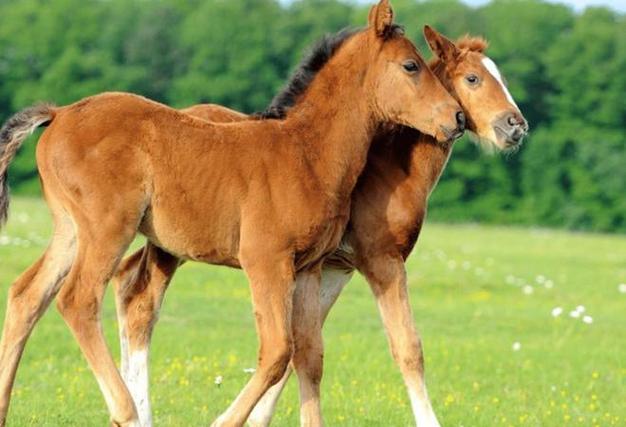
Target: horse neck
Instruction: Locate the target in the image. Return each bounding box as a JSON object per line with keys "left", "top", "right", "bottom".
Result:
{"left": 284, "top": 48, "right": 377, "bottom": 203}
{"left": 407, "top": 59, "right": 456, "bottom": 194}
{"left": 409, "top": 137, "right": 454, "bottom": 196}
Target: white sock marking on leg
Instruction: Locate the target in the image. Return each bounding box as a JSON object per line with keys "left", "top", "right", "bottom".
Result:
{"left": 126, "top": 350, "right": 152, "bottom": 427}
{"left": 408, "top": 387, "right": 441, "bottom": 427}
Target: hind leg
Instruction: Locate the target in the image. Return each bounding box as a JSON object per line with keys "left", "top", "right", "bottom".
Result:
{"left": 0, "top": 216, "right": 76, "bottom": 426}
{"left": 113, "top": 243, "right": 179, "bottom": 427}
{"left": 56, "top": 219, "right": 141, "bottom": 427}
{"left": 113, "top": 248, "right": 146, "bottom": 400}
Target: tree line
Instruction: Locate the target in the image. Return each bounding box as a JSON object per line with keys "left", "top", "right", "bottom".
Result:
{"left": 1, "top": 0, "right": 624, "bottom": 232}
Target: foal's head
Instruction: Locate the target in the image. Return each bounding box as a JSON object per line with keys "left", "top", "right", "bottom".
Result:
{"left": 424, "top": 26, "right": 529, "bottom": 151}
{"left": 357, "top": 0, "right": 464, "bottom": 143}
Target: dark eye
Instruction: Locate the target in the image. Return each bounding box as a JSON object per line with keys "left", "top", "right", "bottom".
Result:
{"left": 466, "top": 74, "right": 480, "bottom": 85}
{"left": 403, "top": 60, "right": 420, "bottom": 73}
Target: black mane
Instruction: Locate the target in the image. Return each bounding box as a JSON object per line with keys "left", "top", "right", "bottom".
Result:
{"left": 253, "top": 27, "right": 359, "bottom": 119}
{"left": 254, "top": 24, "right": 405, "bottom": 120}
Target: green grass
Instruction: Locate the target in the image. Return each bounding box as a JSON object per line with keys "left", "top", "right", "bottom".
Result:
{"left": 1, "top": 197, "right": 625, "bottom": 426}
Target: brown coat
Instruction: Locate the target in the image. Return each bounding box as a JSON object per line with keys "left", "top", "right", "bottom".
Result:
{"left": 0, "top": 3, "right": 463, "bottom": 426}
{"left": 111, "top": 27, "right": 528, "bottom": 427}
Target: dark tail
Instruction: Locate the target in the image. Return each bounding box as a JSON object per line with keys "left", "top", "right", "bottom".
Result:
{"left": 0, "top": 103, "right": 55, "bottom": 228}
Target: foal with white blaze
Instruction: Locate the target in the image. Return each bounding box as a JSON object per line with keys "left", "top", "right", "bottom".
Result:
{"left": 0, "top": 1, "right": 463, "bottom": 426}
{"left": 112, "top": 26, "right": 528, "bottom": 427}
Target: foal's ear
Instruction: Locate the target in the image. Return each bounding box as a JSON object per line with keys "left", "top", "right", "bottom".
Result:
{"left": 424, "top": 25, "right": 460, "bottom": 63}
{"left": 368, "top": 0, "right": 394, "bottom": 37}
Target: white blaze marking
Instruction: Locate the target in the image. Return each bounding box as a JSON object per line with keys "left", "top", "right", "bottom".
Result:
{"left": 482, "top": 57, "right": 519, "bottom": 109}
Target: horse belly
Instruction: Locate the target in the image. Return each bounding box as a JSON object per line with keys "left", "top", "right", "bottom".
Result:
{"left": 139, "top": 198, "right": 242, "bottom": 268}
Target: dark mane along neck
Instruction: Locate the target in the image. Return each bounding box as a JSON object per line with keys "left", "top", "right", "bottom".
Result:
{"left": 255, "top": 24, "right": 404, "bottom": 120}
{"left": 258, "top": 27, "right": 391, "bottom": 209}
{"left": 254, "top": 28, "right": 358, "bottom": 119}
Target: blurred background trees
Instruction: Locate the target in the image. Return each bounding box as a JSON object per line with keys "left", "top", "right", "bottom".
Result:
{"left": 0, "top": 0, "right": 623, "bottom": 232}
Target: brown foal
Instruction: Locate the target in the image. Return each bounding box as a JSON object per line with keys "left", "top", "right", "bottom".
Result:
{"left": 112, "top": 27, "right": 528, "bottom": 427}
{"left": 0, "top": 2, "right": 464, "bottom": 426}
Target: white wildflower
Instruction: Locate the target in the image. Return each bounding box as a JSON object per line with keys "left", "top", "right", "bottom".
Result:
{"left": 522, "top": 285, "right": 534, "bottom": 295}
{"left": 512, "top": 342, "right": 521, "bottom": 351}
{"left": 582, "top": 315, "right": 593, "bottom": 324}
{"left": 551, "top": 307, "right": 563, "bottom": 317}
{"left": 569, "top": 310, "right": 581, "bottom": 319}
{"left": 618, "top": 283, "right": 626, "bottom": 294}
{"left": 214, "top": 375, "right": 223, "bottom": 386}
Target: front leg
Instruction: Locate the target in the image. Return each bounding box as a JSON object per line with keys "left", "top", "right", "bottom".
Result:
{"left": 112, "top": 243, "right": 180, "bottom": 427}
{"left": 213, "top": 251, "right": 296, "bottom": 427}
{"left": 361, "top": 255, "right": 440, "bottom": 427}
{"left": 247, "top": 268, "right": 353, "bottom": 427}
{"left": 291, "top": 267, "right": 324, "bottom": 427}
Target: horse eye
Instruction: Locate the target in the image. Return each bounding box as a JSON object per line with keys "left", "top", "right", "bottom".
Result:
{"left": 466, "top": 74, "right": 479, "bottom": 85}
{"left": 403, "top": 60, "right": 420, "bottom": 73}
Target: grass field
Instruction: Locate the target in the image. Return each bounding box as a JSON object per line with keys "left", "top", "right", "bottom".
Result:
{"left": 1, "top": 197, "right": 625, "bottom": 426}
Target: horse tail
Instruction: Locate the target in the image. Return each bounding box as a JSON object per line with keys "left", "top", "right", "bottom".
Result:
{"left": 0, "top": 103, "right": 56, "bottom": 228}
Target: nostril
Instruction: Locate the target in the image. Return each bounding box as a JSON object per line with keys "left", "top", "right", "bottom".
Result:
{"left": 456, "top": 111, "right": 466, "bottom": 131}
{"left": 507, "top": 114, "right": 517, "bottom": 127}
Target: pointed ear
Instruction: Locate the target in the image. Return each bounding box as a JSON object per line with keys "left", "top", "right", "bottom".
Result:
{"left": 368, "top": 0, "right": 394, "bottom": 37}
{"left": 424, "top": 25, "right": 460, "bottom": 62}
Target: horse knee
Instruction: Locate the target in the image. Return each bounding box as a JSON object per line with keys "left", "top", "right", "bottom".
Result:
{"left": 56, "top": 288, "right": 97, "bottom": 327}
{"left": 300, "top": 353, "right": 324, "bottom": 386}
{"left": 5, "top": 282, "right": 43, "bottom": 323}
{"left": 7, "top": 282, "right": 30, "bottom": 306}
{"left": 392, "top": 342, "right": 424, "bottom": 376}
{"left": 400, "top": 353, "right": 424, "bottom": 374}
{"left": 293, "top": 340, "right": 324, "bottom": 384}
{"left": 6, "top": 256, "right": 46, "bottom": 303}
{"left": 260, "top": 341, "right": 293, "bottom": 386}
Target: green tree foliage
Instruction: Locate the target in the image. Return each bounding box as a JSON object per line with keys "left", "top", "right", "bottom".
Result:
{"left": 169, "top": 0, "right": 289, "bottom": 111}
{"left": 0, "top": 0, "right": 623, "bottom": 232}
